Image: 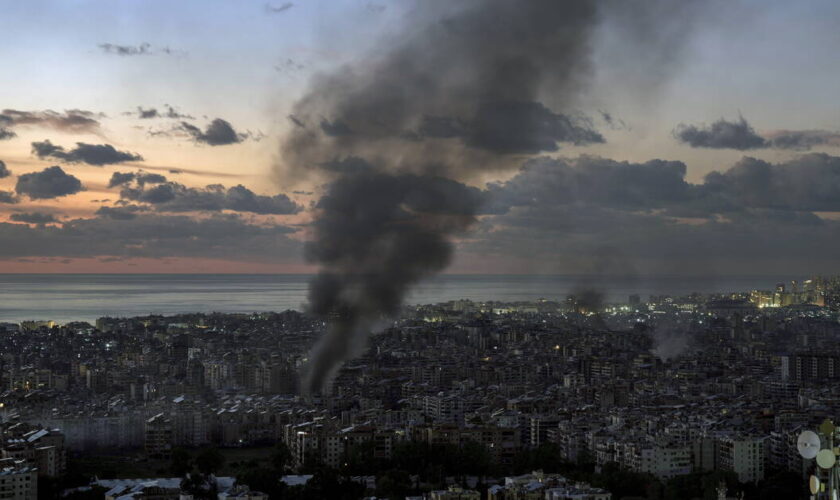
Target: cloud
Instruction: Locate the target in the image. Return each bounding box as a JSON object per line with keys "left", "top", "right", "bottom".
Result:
{"left": 118, "top": 180, "right": 302, "bottom": 215}
{"left": 179, "top": 119, "right": 250, "bottom": 146}
{"left": 764, "top": 130, "right": 840, "bottom": 151}
{"left": 95, "top": 204, "right": 149, "bottom": 220}
{"left": 673, "top": 116, "right": 766, "bottom": 150}
{"left": 275, "top": 58, "right": 305, "bottom": 76}
{"left": 0, "top": 128, "right": 15, "bottom": 140}
{"left": 0, "top": 213, "right": 301, "bottom": 261}
{"left": 32, "top": 140, "right": 143, "bottom": 166}
{"left": 9, "top": 212, "right": 58, "bottom": 224}
{"left": 674, "top": 116, "right": 840, "bottom": 151}
{"left": 134, "top": 105, "right": 193, "bottom": 120}
{"left": 487, "top": 156, "right": 691, "bottom": 212}
{"left": 15, "top": 166, "right": 84, "bottom": 199}
{"left": 265, "top": 2, "right": 294, "bottom": 14}
{"left": 700, "top": 154, "right": 840, "bottom": 212}
{"left": 0, "top": 109, "right": 102, "bottom": 134}
{"left": 464, "top": 152, "right": 840, "bottom": 274}
{"left": 0, "top": 161, "right": 10, "bottom": 178}
{"left": 0, "top": 192, "right": 18, "bottom": 204}
{"left": 108, "top": 171, "right": 167, "bottom": 188}
{"left": 98, "top": 43, "right": 183, "bottom": 57}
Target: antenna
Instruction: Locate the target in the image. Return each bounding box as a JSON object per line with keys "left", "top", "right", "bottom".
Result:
{"left": 798, "top": 420, "right": 840, "bottom": 500}
{"left": 799, "top": 431, "right": 821, "bottom": 460}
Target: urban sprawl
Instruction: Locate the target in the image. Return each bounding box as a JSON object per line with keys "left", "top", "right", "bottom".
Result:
{"left": 3, "top": 277, "right": 840, "bottom": 499}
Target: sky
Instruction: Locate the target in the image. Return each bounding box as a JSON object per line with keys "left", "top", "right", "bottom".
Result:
{"left": 2, "top": 0, "right": 840, "bottom": 276}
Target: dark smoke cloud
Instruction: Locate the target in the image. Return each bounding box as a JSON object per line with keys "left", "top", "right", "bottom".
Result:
{"left": 283, "top": 0, "right": 706, "bottom": 394}
{"left": 15, "top": 166, "right": 84, "bottom": 200}
{"left": 10, "top": 212, "right": 58, "bottom": 225}
{"left": 281, "top": 0, "right": 610, "bottom": 180}
{"left": 179, "top": 119, "right": 250, "bottom": 146}
{"left": 673, "top": 116, "right": 766, "bottom": 150}
{"left": 1, "top": 109, "right": 103, "bottom": 134}
{"left": 0, "top": 161, "right": 10, "bottom": 179}
{"left": 32, "top": 140, "right": 143, "bottom": 166}
{"left": 302, "top": 171, "right": 478, "bottom": 393}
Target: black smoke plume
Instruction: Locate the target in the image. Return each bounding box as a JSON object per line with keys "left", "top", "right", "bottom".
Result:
{"left": 283, "top": 0, "right": 707, "bottom": 395}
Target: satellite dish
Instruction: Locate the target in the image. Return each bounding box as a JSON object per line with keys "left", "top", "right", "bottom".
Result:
{"left": 799, "top": 431, "right": 821, "bottom": 459}
{"left": 817, "top": 449, "right": 836, "bottom": 469}
{"left": 810, "top": 475, "right": 820, "bottom": 494}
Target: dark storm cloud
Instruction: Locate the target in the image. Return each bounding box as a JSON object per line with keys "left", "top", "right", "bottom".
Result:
{"left": 265, "top": 2, "right": 293, "bottom": 14}
{"left": 487, "top": 156, "right": 691, "bottom": 212}
{"left": 281, "top": 0, "right": 708, "bottom": 394}
{"left": 15, "top": 166, "right": 84, "bottom": 200}
{"left": 465, "top": 152, "right": 840, "bottom": 274}
{"left": 0, "top": 213, "right": 301, "bottom": 261}
{"left": 0, "top": 128, "right": 15, "bottom": 140}
{"left": 179, "top": 119, "right": 249, "bottom": 146}
{"left": 0, "top": 109, "right": 102, "bottom": 134}
{"left": 674, "top": 116, "right": 840, "bottom": 151}
{"left": 108, "top": 171, "right": 167, "bottom": 188}
{"left": 764, "top": 130, "right": 840, "bottom": 151}
{"left": 0, "top": 161, "right": 10, "bottom": 178}
{"left": 119, "top": 180, "right": 302, "bottom": 215}
{"left": 673, "top": 116, "right": 766, "bottom": 150}
{"left": 9, "top": 212, "right": 58, "bottom": 224}
{"left": 700, "top": 154, "right": 840, "bottom": 212}
{"left": 32, "top": 140, "right": 143, "bottom": 166}
{"left": 95, "top": 204, "right": 148, "bottom": 220}
{"left": 0, "top": 192, "right": 18, "bottom": 204}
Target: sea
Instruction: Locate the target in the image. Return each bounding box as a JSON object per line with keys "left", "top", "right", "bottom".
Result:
{"left": 0, "top": 273, "right": 800, "bottom": 324}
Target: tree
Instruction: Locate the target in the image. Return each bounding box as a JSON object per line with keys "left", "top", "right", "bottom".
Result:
{"left": 196, "top": 447, "right": 226, "bottom": 475}
{"left": 181, "top": 473, "right": 218, "bottom": 500}
{"left": 375, "top": 469, "right": 412, "bottom": 499}
{"left": 170, "top": 448, "right": 193, "bottom": 477}
{"left": 271, "top": 441, "right": 293, "bottom": 474}
{"left": 237, "top": 466, "right": 286, "bottom": 499}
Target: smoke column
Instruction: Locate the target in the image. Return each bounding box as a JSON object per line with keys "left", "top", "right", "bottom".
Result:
{"left": 280, "top": 0, "right": 708, "bottom": 395}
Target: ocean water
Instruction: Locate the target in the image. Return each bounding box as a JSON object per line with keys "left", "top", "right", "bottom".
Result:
{"left": 0, "top": 274, "right": 796, "bottom": 324}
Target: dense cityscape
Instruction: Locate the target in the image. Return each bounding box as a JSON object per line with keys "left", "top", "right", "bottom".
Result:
{"left": 0, "top": 277, "right": 838, "bottom": 499}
